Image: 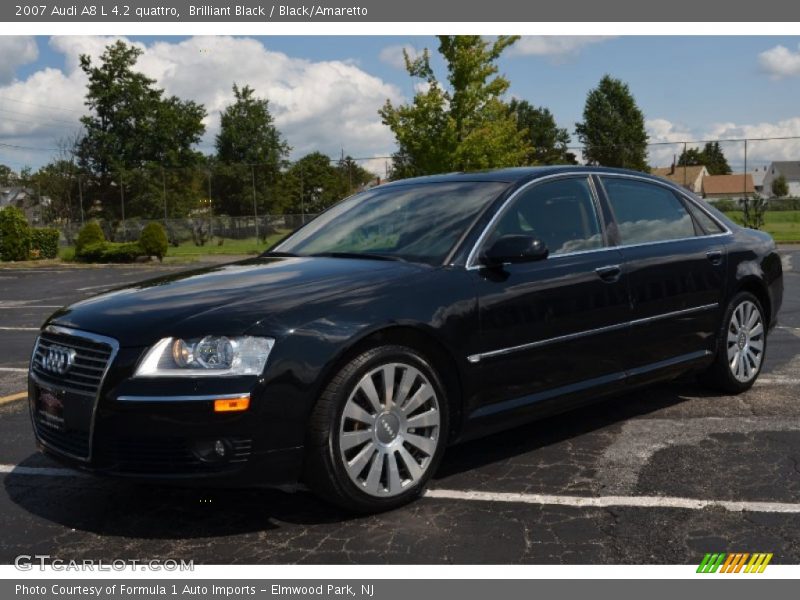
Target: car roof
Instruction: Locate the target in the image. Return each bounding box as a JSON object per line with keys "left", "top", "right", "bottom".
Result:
{"left": 378, "top": 166, "right": 664, "bottom": 188}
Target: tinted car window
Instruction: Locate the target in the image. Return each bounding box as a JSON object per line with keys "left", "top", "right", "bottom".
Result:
{"left": 486, "top": 177, "right": 603, "bottom": 256}
{"left": 684, "top": 199, "right": 726, "bottom": 234}
{"left": 277, "top": 181, "right": 507, "bottom": 265}
{"left": 601, "top": 178, "right": 696, "bottom": 244}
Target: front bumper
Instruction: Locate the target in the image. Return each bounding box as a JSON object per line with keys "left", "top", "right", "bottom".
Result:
{"left": 31, "top": 386, "right": 306, "bottom": 486}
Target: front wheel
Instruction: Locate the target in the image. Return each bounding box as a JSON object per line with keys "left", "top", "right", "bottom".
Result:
{"left": 305, "top": 345, "right": 448, "bottom": 513}
{"left": 701, "top": 291, "right": 767, "bottom": 393}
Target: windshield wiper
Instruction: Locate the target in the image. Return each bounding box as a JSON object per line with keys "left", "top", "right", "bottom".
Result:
{"left": 260, "top": 250, "right": 298, "bottom": 258}
{"left": 309, "top": 251, "right": 406, "bottom": 262}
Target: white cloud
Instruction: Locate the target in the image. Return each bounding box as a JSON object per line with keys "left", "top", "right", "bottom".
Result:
{"left": 378, "top": 44, "right": 421, "bottom": 71}
{"left": 508, "top": 36, "right": 615, "bottom": 60}
{"left": 0, "top": 35, "right": 402, "bottom": 171}
{"left": 646, "top": 117, "right": 800, "bottom": 169}
{"left": 0, "top": 37, "right": 39, "bottom": 84}
{"left": 758, "top": 44, "right": 800, "bottom": 79}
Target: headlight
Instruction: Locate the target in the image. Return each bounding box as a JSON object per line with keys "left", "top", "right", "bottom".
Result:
{"left": 134, "top": 336, "right": 274, "bottom": 377}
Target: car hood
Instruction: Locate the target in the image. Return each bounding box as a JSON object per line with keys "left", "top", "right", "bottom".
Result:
{"left": 47, "top": 256, "right": 422, "bottom": 346}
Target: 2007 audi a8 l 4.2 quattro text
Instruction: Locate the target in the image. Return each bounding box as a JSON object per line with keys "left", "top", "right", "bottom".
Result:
{"left": 30, "top": 167, "right": 783, "bottom": 512}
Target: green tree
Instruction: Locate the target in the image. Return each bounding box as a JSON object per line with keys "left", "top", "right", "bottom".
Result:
{"left": 380, "top": 35, "right": 530, "bottom": 178}
{"left": 77, "top": 41, "right": 206, "bottom": 222}
{"left": 575, "top": 75, "right": 649, "bottom": 171}
{"left": 278, "top": 152, "right": 348, "bottom": 215}
{"left": 213, "top": 84, "right": 290, "bottom": 216}
{"left": 772, "top": 174, "right": 789, "bottom": 198}
{"left": 679, "top": 142, "right": 731, "bottom": 175}
{"left": 509, "top": 99, "right": 576, "bottom": 165}
{"left": 0, "top": 164, "right": 13, "bottom": 186}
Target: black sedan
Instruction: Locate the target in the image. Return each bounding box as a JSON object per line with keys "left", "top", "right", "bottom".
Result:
{"left": 29, "top": 167, "right": 783, "bottom": 512}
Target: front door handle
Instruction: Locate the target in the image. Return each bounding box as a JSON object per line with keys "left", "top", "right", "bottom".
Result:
{"left": 706, "top": 250, "right": 723, "bottom": 266}
{"left": 595, "top": 264, "right": 622, "bottom": 283}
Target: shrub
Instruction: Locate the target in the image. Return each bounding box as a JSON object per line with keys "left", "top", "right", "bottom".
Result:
{"left": 75, "top": 221, "right": 105, "bottom": 254}
{"left": 0, "top": 206, "right": 31, "bottom": 261}
{"left": 710, "top": 198, "right": 738, "bottom": 213}
{"left": 101, "top": 242, "right": 144, "bottom": 263}
{"left": 30, "top": 228, "right": 60, "bottom": 259}
{"left": 77, "top": 241, "right": 144, "bottom": 263}
{"left": 139, "top": 222, "right": 168, "bottom": 261}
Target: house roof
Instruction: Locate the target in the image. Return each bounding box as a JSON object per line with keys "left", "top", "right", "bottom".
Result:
{"left": 702, "top": 174, "right": 755, "bottom": 195}
{"left": 651, "top": 165, "right": 707, "bottom": 186}
{"left": 768, "top": 161, "right": 800, "bottom": 181}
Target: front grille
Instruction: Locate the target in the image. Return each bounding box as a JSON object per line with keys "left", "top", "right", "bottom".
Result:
{"left": 32, "top": 331, "right": 114, "bottom": 396}
{"left": 30, "top": 327, "right": 117, "bottom": 461}
{"left": 35, "top": 423, "right": 90, "bottom": 458}
{"left": 101, "top": 437, "right": 253, "bottom": 474}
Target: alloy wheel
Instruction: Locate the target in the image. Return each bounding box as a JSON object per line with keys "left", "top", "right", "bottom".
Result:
{"left": 727, "top": 300, "right": 765, "bottom": 383}
{"left": 338, "top": 362, "right": 441, "bottom": 497}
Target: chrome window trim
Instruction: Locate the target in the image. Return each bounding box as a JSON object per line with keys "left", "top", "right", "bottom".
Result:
{"left": 466, "top": 302, "right": 719, "bottom": 364}
{"left": 465, "top": 173, "right": 605, "bottom": 270}
{"left": 465, "top": 171, "right": 733, "bottom": 271}
{"left": 29, "top": 325, "right": 120, "bottom": 463}
{"left": 117, "top": 393, "right": 251, "bottom": 403}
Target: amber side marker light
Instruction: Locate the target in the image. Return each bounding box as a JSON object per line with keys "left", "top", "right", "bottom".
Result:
{"left": 214, "top": 396, "right": 250, "bottom": 413}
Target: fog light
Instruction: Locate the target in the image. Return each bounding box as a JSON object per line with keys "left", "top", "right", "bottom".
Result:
{"left": 214, "top": 439, "right": 226, "bottom": 457}
{"left": 214, "top": 396, "right": 250, "bottom": 412}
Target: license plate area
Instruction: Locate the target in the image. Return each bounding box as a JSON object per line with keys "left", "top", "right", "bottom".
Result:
{"left": 34, "top": 384, "right": 93, "bottom": 437}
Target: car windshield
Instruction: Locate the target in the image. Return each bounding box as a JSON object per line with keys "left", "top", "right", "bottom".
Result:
{"left": 273, "top": 181, "right": 507, "bottom": 265}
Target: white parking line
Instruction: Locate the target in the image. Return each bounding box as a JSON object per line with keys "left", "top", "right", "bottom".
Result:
{"left": 0, "top": 305, "right": 62, "bottom": 309}
{"left": 0, "top": 464, "right": 87, "bottom": 477}
{"left": 425, "top": 489, "right": 800, "bottom": 514}
{"left": 0, "top": 367, "right": 28, "bottom": 373}
{"left": 0, "top": 327, "right": 39, "bottom": 331}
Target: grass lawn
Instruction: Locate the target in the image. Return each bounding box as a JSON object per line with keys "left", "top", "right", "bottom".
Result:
{"left": 165, "top": 230, "right": 290, "bottom": 257}
{"left": 722, "top": 210, "right": 800, "bottom": 243}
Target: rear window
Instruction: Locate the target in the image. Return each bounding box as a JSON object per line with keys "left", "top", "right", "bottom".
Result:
{"left": 601, "top": 178, "right": 696, "bottom": 245}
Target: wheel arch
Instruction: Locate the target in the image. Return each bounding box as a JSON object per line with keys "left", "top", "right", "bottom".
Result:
{"left": 314, "top": 324, "right": 466, "bottom": 443}
{"left": 734, "top": 276, "right": 772, "bottom": 328}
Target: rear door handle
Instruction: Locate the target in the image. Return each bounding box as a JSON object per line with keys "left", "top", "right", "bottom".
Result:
{"left": 706, "top": 250, "right": 723, "bottom": 266}
{"left": 595, "top": 264, "right": 622, "bottom": 283}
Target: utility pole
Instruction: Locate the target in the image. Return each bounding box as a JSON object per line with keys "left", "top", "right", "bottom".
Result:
{"left": 119, "top": 173, "right": 126, "bottom": 240}
{"left": 77, "top": 174, "right": 85, "bottom": 225}
{"left": 207, "top": 170, "right": 213, "bottom": 238}
{"left": 251, "top": 164, "right": 259, "bottom": 241}
{"left": 162, "top": 167, "right": 168, "bottom": 223}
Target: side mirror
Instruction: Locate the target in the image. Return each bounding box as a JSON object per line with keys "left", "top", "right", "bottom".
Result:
{"left": 481, "top": 234, "right": 548, "bottom": 266}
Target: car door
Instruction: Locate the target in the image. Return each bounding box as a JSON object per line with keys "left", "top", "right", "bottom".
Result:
{"left": 596, "top": 175, "right": 728, "bottom": 380}
{"left": 468, "top": 175, "right": 631, "bottom": 422}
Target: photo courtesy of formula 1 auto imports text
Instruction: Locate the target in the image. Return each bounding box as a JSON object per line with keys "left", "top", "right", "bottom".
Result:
{"left": 1, "top": 0, "right": 800, "bottom": 597}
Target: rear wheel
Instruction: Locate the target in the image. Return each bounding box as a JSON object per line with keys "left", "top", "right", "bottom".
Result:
{"left": 701, "top": 291, "right": 767, "bottom": 393}
{"left": 305, "top": 345, "right": 448, "bottom": 513}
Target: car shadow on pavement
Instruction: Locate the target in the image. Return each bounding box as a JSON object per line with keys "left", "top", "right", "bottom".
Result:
{"left": 4, "top": 379, "right": 721, "bottom": 539}
{"left": 434, "top": 379, "right": 717, "bottom": 479}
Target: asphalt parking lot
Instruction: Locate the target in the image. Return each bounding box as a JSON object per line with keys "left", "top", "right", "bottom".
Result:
{"left": 1, "top": 249, "right": 799, "bottom": 564}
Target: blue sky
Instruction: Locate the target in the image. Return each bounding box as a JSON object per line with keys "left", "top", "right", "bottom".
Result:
{"left": 3, "top": 35, "right": 800, "bottom": 173}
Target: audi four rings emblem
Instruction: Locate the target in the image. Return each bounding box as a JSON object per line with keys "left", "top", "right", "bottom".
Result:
{"left": 41, "top": 344, "right": 76, "bottom": 375}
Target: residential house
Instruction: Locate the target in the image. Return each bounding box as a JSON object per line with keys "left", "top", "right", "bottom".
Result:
{"left": 701, "top": 174, "right": 755, "bottom": 201}
{"left": 0, "top": 186, "right": 47, "bottom": 224}
{"left": 751, "top": 166, "right": 768, "bottom": 195}
{"left": 761, "top": 161, "right": 800, "bottom": 198}
{"left": 651, "top": 165, "right": 708, "bottom": 194}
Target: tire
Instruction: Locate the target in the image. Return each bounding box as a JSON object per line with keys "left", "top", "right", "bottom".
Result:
{"left": 700, "top": 291, "right": 767, "bottom": 393}
{"left": 304, "top": 344, "right": 449, "bottom": 513}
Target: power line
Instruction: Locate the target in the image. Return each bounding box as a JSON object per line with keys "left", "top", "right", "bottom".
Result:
{"left": 0, "top": 106, "right": 81, "bottom": 127}
{"left": 0, "top": 141, "right": 59, "bottom": 152}
{"left": 0, "top": 95, "right": 85, "bottom": 115}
